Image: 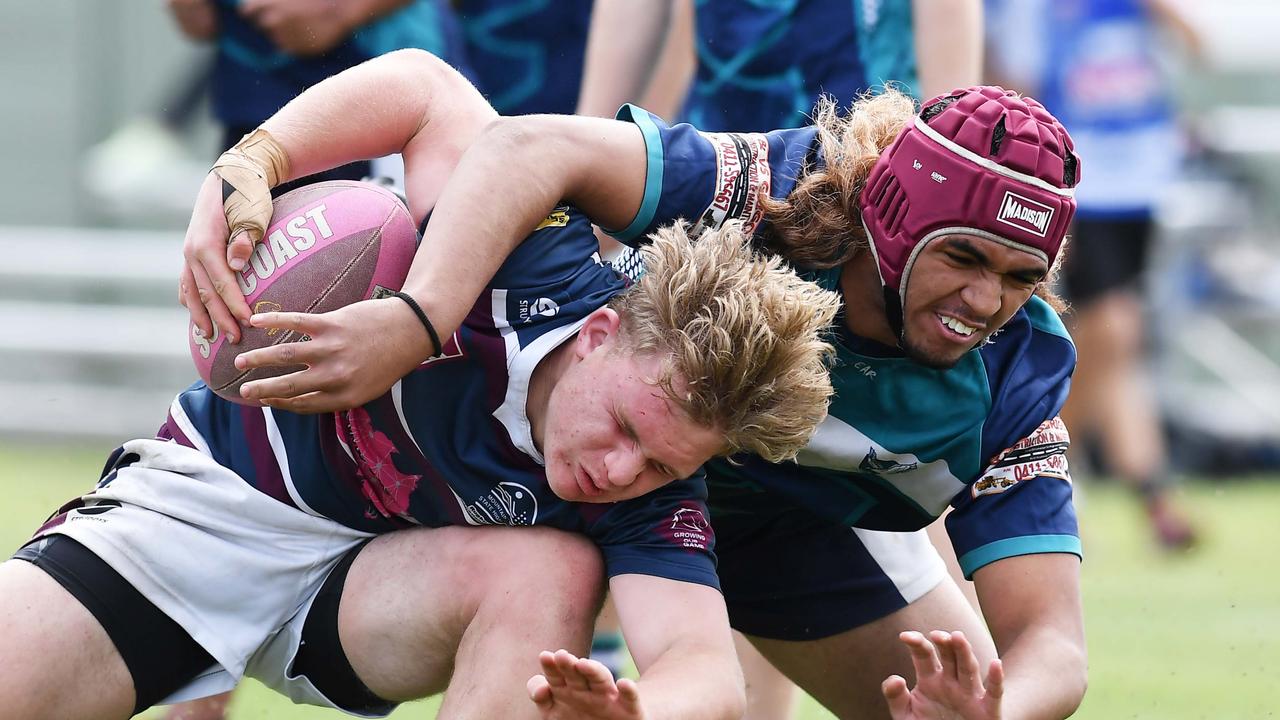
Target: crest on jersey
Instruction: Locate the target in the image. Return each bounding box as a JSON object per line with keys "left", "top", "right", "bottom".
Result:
{"left": 534, "top": 206, "right": 571, "bottom": 231}
{"left": 666, "top": 507, "right": 710, "bottom": 550}
{"left": 464, "top": 481, "right": 539, "bottom": 525}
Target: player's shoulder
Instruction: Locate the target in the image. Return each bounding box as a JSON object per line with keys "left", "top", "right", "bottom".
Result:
{"left": 497, "top": 205, "right": 606, "bottom": 281}
{"left": 974, "top": 296, "right": 1075, "bottom": 455}
{"left": 979, "top": 295, "right": 1075, "bottom": 389}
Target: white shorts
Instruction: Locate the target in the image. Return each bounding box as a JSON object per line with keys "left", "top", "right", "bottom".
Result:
{"left": 38, "top": 438, "right": 381, "bottom": 713}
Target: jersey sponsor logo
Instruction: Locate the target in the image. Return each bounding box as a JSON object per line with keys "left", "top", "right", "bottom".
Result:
{"left": 463, "top": 481, "right": 539, "bottom": 525}
{"left": 517, "top": 297, "right": 561, "bottom": 323}
{"left": 859, "top": 446, "right": 918, "bottom": 475}
{"left": 66, "top": 499, "right": 124, "bottom": 524}
{"left": 995, "top": 191, "right": 1054, "bottom": 238}
{"left": 534, "top": 206, "right": 571, "bottom": 231}
{"left": 237, "top": 203, "right": 335, "bottom": 295}
{"left": 974, "top": 417, "right": 1072, "bottom": 498}
{"left": 667, "top": 507, "right": 710, "bottom": 550}
{"left": 691, "top": 132, "right": 772, "bottom": 237}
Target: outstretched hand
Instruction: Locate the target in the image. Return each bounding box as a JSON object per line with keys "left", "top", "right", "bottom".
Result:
{"left": 233, "top": 297, "right": 437, "bottom": 413}
{"left": 882, "top": 631, "right": 1004, "bottom": 720}
{"left": 527, "top": 649, "right": 646, "bottom": 720}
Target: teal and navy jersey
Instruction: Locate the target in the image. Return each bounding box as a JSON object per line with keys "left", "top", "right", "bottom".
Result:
{"left": 610, "top": 107, "right": 1080, "bottom": 578}
{"left": 683, "top": 0, "right": 917, "bottom": 132}
{"left": 158, "top": 207, "right": 718, "bottom": 589}
{"left": 212, "top": 0, "right": 471, "bottom": 128}
{"left": 456, "top": 0, "right": 592, "bottom": 115}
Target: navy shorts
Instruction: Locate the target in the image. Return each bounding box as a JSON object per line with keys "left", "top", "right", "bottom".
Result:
{"left": 1061, "top": 216, "right": 1154, "bottom": 306}
{"left": 710, "top": 484, "right": 945, "bottom": 641}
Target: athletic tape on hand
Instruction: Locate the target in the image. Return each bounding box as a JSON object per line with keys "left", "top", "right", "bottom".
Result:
{"left": 212, "top": 128, "right": 290, "bottom": 246}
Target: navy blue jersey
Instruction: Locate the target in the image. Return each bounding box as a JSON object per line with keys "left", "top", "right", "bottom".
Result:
{"left": 683, "top": 0, "right": 917, "bottom": 132}
{"left": 160, "top": 207, "right": 718, "bottom": 588}
{"left": 456, "top": 0, "right": 592, "bottom": 115}
{"left": 610, "top": 108, "right": 1080, "bottom": 578}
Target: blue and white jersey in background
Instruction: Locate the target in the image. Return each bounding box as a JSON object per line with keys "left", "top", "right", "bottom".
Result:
{"left": 159, "top": 207, "right": 718, "bottom": 589}
{"left": 683, "top": 0, "right": 918, "bottom": 132}
{"left": 611, "top": 107, "right": 1080, "bottom": 579}
{"left": 985, "top": 0, "right": 1181, "bottom": 217}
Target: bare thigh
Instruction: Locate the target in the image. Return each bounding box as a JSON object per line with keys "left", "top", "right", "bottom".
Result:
{"left": 338, "top": 525, "right": 606, "bottom": 720}
{"left": 746, "top": 578, "right": 994, "bottom": 720}
{"left": 0, "top": 559, "right": 135, "bottom": 720}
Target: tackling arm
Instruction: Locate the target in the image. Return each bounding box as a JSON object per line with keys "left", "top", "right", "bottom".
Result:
{"left": 609, "top": 574, "right": 746, "bottom": 720}
{"left": 974, "top": 553, "right": 1087, "bottom": 719}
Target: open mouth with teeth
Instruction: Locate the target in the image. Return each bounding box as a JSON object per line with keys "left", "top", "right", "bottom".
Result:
{"left": 938, "top": 314, "right": 978, "bottom": 338}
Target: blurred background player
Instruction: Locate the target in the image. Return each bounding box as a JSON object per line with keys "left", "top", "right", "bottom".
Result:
{"left": 576, "top": 0, "right": 982, "bottom": 123}
{"left": 985, "top": 0, "right": 1200, "bottom": 550}
{"left": 167, "top": 0, "right": 470, "bottom": 192}
{"left": 454, "top": 0, "right": 592, "bottom": 116}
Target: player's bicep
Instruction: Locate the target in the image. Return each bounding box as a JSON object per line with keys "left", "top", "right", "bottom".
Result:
{"left": 522, "top": 114, "right": 650, "bottom": 232}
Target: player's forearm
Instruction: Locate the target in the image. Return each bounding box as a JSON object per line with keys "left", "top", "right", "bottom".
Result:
{"left": 912, "top": 0, "right": 983, "bottom": 98}
{"left": 634, "top": 645, "right": 746, "bottom": 720}
{"left": 576, "top": 0, "right": 676, "bottom": 117}
{"left": 398, "top": 113, "right": 645, "bottom": 349}
{"left": 997, "top": 627, "right": 1088, "bottom": 719}
{"left": 396, "top": 118, "right": 568, "bottom": 347}
{"left": 259, "top": 49, "right": 462, "bottom": 182}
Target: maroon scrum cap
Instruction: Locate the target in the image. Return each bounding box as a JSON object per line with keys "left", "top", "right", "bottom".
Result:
{"left": 859, "top": 86, "right": 1081, "bottom": 308}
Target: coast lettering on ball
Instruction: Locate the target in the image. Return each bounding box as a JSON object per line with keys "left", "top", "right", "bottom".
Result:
{"left": 189, "top": 180, "right": 419, "bottom": 403}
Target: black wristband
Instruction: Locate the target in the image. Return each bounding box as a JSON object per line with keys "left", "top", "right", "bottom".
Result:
{"left": 391, "top": 291, "right": 441, "bottom": 356}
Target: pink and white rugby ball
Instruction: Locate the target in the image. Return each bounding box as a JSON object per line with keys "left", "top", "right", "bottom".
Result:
{"left": 189, "top": 180, "right": 418, "bottom": 404}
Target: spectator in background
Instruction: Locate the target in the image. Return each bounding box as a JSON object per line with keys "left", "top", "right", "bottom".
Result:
{"left": 167, "top": 0, "right": 471, "bottom": 192}
{"left": 986, "top": 0, "right": 1199, "bottom": 550}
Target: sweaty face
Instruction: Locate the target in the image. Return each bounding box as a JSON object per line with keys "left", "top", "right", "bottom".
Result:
{"left": 899, "top": 233, "right": 1048, "bottom": 369}
{"left": 542, "top": 349, "right": 723, "bottom": 503}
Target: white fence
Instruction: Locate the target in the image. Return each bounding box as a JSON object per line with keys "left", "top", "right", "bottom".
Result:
{"left": 0, "top": 227, "right": 192, "bottom": 439}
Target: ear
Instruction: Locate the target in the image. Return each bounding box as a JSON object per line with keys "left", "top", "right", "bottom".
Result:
{"left": 573, "top": 307, "right": 622, "bottom": 360}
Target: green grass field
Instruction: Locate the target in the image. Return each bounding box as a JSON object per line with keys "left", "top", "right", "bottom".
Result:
{"left": 2, "top": 442, "right": 1275, "bottom": 719}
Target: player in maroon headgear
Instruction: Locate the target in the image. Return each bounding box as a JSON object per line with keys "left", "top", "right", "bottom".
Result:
{"left": 182, "top": 50, "right": 1090, "bottom": 720}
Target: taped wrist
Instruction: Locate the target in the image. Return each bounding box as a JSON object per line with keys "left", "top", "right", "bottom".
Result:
{"left": 212, "top": 128, "right": 291, "bottom": 245}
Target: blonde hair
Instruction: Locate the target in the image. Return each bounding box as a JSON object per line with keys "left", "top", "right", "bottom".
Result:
{"left": 759, "top": 87, "right": 1068, "bottom": 311}
{"left": 609, "top": 220, "right": 841, "bottom": 463}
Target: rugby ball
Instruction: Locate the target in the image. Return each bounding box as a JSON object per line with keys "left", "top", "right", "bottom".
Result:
{"left": 189, "top": 180, "right": 419, "bottom": 404}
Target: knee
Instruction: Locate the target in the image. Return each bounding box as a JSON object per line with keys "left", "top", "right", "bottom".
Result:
{"left": 468, "top": 528, "right": 606, "bottom": 619}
